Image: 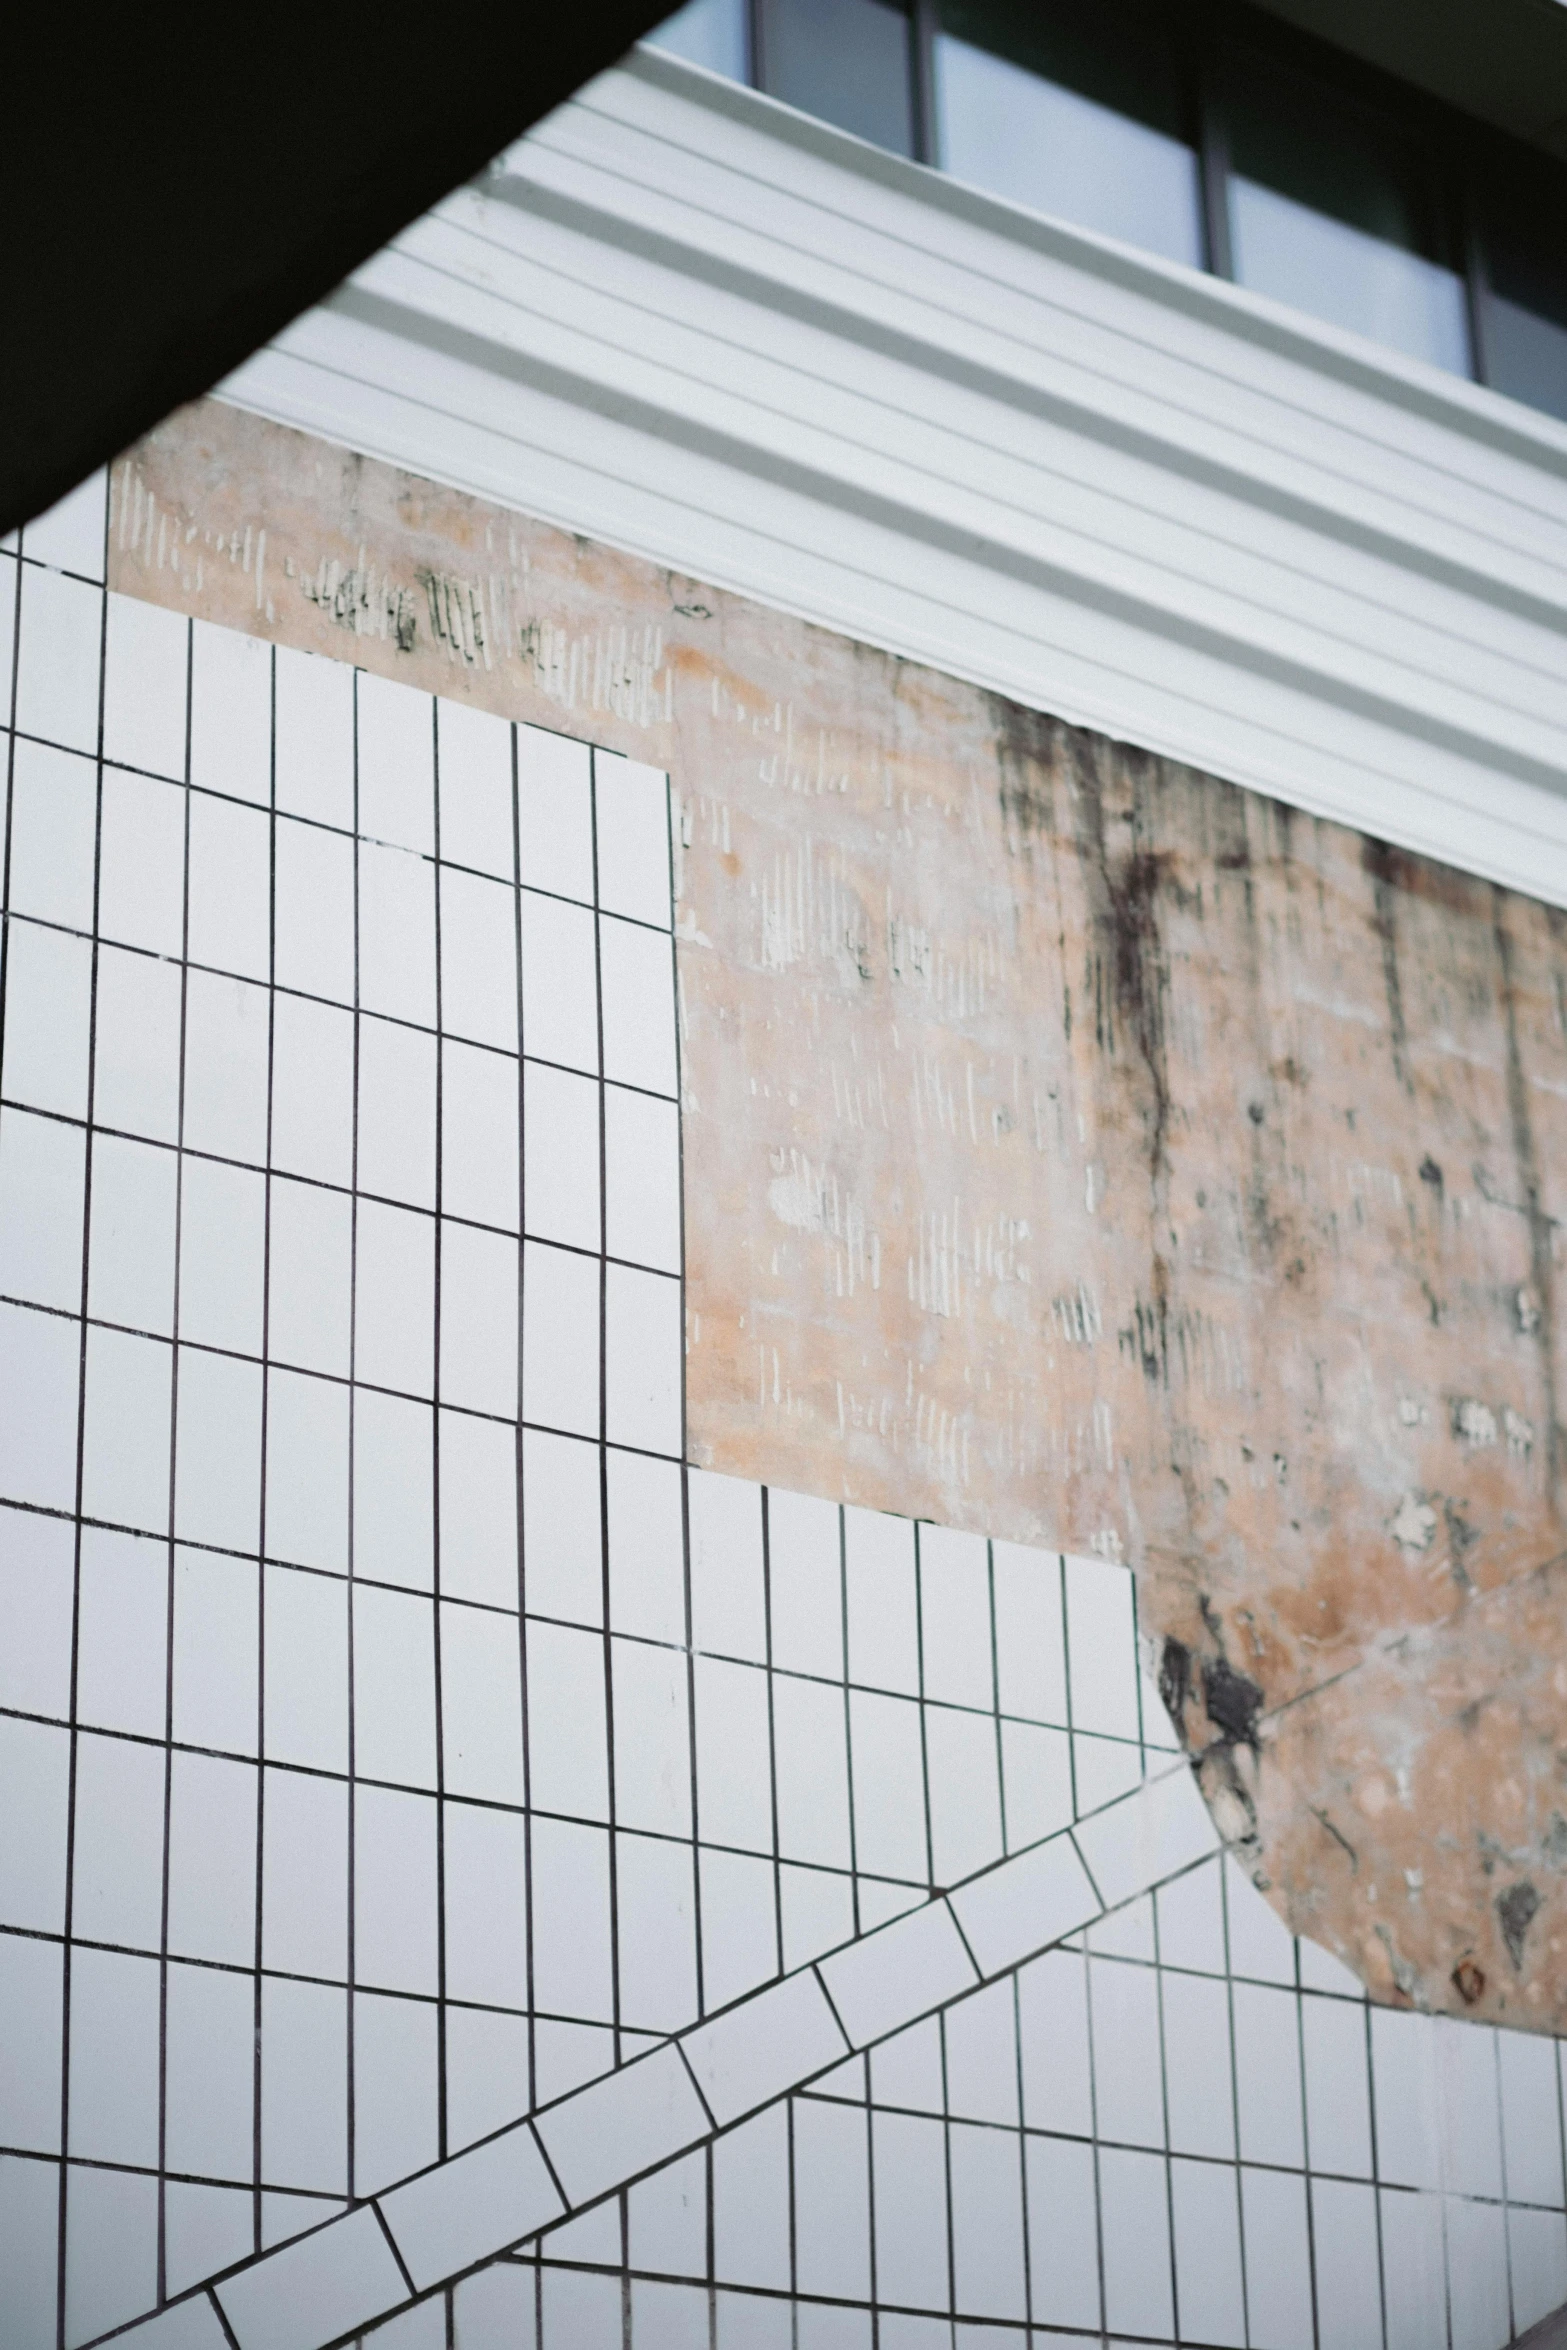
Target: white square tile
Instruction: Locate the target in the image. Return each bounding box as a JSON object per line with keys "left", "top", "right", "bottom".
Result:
{"left": 444, "top": 1804, "right": 529, "bottom": 2012}
{"left": 0, "top": 1107, "right": 86, "bottom": 1314}
{"left": 354, "top": 1987, "right": 439, "bottom": 2192}
{"left": 594, "top": 753, "right": 671, "bottom": 927}
{"left": 519, "top": 1426, "right": 601, "bottom": 1624}
{"left": 1371, "top": 2009, "right": 1443, "bottom": 2189}
{"left": 1309, "top": 2177, "right": 1383, "bottom": 2350}
{"left": 381, "top": 2123, "right": 561, "bottom": 2290}
{"left": 3, "top": 922, "right": 92, "bottom": 1117}
{"left": 694, "top": 1656, "right": 773, "bottom": 1855}
{"left": 1161, "top": 1968, "right": 1236, "bottom": 2159}
{"left": 442, "top": 1040, "right": 520, "bottom": 1230}
{"left": 1301, "top": 1991, "right": 1372, "bottom": 2177}
{"left": 1089, "top": 1956, "right": 1166, "bottom": 2149}
{"left": 436, "top": 699, "right": 514, "bottom": 880}
{"left": 991, "top": 1541, "right": 1066, "bottom": 1729}
{"left": 1297, "top": 1933, "right": 1363, "bottom": 1997}
{"left": 1072, "top": 1731, "right": 1142, "bottom": 1814}
{"left": 520, "top": 891, "right": 599, "bottom": 1073}
{"left": 1379, "top": 2186, "right": 1447, "bottom": 2350}
{"left": 359, "top": 840, "right": 436, "bottom": 1027}
{"left": 768, "top": 1486, "right": 842, "bottom": 1679}
{"left": 607, "top": 1446, "right": 685, "bottom": 1642}
{"left": 1096, "top": 2145, "right": 1172, "bottom": 2340}
{"left": 1000, "top": 1718, "right": 1073, "bottom": 1849}
{"left": 357, "top": 670, "right": 434, "bottom": 854}
{"left": 274, "top": 646, "right": 354, "bottom": 828}
{"left": 111, "top": 2295, "right": 232, "bottom": 2350}
{"left": 773, "top": 1673, "right": 852, "bottom": 1870}
{"left": 215, "top": 2205, "right": 407, "bottom": 2350}
{"left": 1170, "top": 2157, "right": 1245, "bottom": 2348}
{"left": 689, "top": 1470, "right": 767, "bottom": 1662}
{"left": 355, "top": 1388, "right": 434, "bottom": 1590}
{"left": 604, "top": 1083, "right": 681, "bottom": 1272}
{"left": 518, "top": 726, "right": 593, "bottom": 902}
{"left": 103, "top": 593, "right": 187, "bottom": 779}
{"left": 441, "top": 865, "right": 518, "bottom": 1051}
{"left": 522, "top": 1059, "right": 599, "bottom": 1251}
{"left": 356, "top": 1200, "right": 436, "bottom": 1397}
{"left": 950, "top": 1833, "right": 1098, "bottom": 1978}
{"left": 274, "top": 817, "right": 355, "bottom": 1003}
{"left": 684, "top": 1968, "right": 847, "bottom": 2125}
{"left": 522, "top": 1239, "right": 600, "bottom": 1439}
{"left": 187, "top": 790, "right": 270, "bottom": 980}
{"left": 1072, "top": 1760, "right": 1217, "bottom": 1910}
{"left": 925, "top": 1702, "right": 1004, "bottom": 1886}
{"left": 1508, "top": 2204, "right": 1567, "bottom": 2337}
{"left": 844, "top": 1505, "right": 919, "bottom": 1695}
{"left": 847, "top": 1689, "right": 928, "bottom": 1884}
{"left": 526, "top": 1618, "right": 610, "bottom": 1822}
{"left": 1500, "top": 2025, "right": 1566, "bottom": 2207}
{"left": 1024, "top": 2139, "right": 1101, "bottom": 2329}
{"left": 779, "top": 1865, "right": 855, "bottom": 1970}
{"left": 605, "top": 1262, "right": 682, "bottom": 1455}
{"left": 918, "top": 1523, "right": 993, "bottom": 1710}
{"left": 15, "top": 563, "right": 101, "bottom": 752}
{"left": 23, "top": 469, "right": 107, "bottom": 578}
{"left": 1239, "top": 2167, "right": 1313, "bottom": 2350}
{"left": 1063, "top": 1554, "right": 1140, "bottom": 1740}
{"left": 535, "top": 2044, "right": 709, "bottom": 2209}
{"left": 1233, "top": 1981, "right": 1305, "bottom": 2168}
{"left": 82, "top": 1324, "right": 172, "bottom": 1534}
{"left": 943, "top": 1978, "right": 1020, "bottom": 2126}
{"left": 437, "top": 1407, "right": 517, "bottom": 1608}
{"left": 6, "top": 737, "right": 96, "bottom": 930}
{"left": 190, "top": 618, "right": 271, "bottom": 806}
{"left": 440, "top": 1601, "right": 526, "bottom": 1804}
{"left": 439, "top": 1220, "right": 518, "bottom": 1417}
{"left": 1223, "top": 1853, "right": 1298, "bottom": 1984}
{"left": 98, "top": 765, "right": 186, "bottom": 954}
{"left": 599, "top": 915, "right": 677, "bottom": 1095}
{"left": 0, "top": 1300, "right": 80, "bottom": 1511}
{"left": 530, "top": 1819, "right": 614, "bottom": 2025}
{"left": 700, "top": 1845, "right": 780, "bottom": 2010}
{"left": 818, "top": 1898, "right": 978, "bottom": 2049}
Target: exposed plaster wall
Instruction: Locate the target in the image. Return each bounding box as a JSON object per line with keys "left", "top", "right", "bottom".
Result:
{"left": 109, "top": 397, "right": 1567, "bottom": 2031}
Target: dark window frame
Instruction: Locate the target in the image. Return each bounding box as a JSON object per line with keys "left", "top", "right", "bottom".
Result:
{"left": 711, "top": 0, "right": 1567, "bottom": 415}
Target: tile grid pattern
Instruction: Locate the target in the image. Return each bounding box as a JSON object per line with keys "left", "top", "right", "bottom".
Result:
{"left": 0, "top": 480, "right": 1564, "bottom": 2350}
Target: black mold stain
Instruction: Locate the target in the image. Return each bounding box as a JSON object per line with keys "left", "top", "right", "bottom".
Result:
{"left": 1202, "top": 1655, "right": 1265, "bottom": 1750}
{"left": 1498, "top": 1879, "right": 1540, "bottom": 1971}
{"left": 1158, "top": 1637, "right": 1191, "bottom": 1726}
{"left": 1364, "top": 837, "right": 1413, "bottom": 1095}
{"left": 1496, "top": 905, "right": 1566, "bottom": 1521}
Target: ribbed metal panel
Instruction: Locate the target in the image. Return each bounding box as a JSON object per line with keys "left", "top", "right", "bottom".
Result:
{"left": 224, "top": 46, "right": 1567, "bottom": 903}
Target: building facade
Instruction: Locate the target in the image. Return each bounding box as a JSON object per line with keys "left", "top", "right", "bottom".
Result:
{"left": 4, "top": 9, "right": 1567, "bottom": 2348}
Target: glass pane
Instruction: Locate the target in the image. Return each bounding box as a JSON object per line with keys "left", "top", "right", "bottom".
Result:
{"left": 934, "top": 0, "right": 1201, "bottom": 268}
{"left": 759, "top": 0, "right": 915, "bottom": 158}
{"left": 936, "top": 43, "right": 1201, "bottom": 264}
{"left": 1223, "top": 53, "right": 1470, "bottom": 376}
{"left": 1480, "top": 162, "right": 1567, "bottom": 423}
{"left": 645, "top": 0, "right": 749, "bottom": 82}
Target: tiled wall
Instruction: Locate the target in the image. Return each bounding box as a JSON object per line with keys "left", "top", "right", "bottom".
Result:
{"left": 2, "top": 475, "right": 1566, "bottom": 2350}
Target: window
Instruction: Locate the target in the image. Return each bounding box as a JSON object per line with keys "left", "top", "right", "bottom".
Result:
{"left": 646, "top": 0, "right": 749, "bottom": 81}
{"left": 934, "top": 0, "right": 1203, "bottom": 270}
{"left": 759, "top": 0, "right": 916, "bottom": 155}
{"left": 1221, "top": 51, "right": 1470, "bottom": 374}
{"left": 1479, "top": 163, "right": 1567, "bottom": 424}
{"left": 642, "top": 0, "right": 1567, "bottom": 426}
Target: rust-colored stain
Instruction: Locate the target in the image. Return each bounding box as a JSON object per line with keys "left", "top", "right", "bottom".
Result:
{"left": 113, "top": 399, "right": 1567, "bottom": 2029}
